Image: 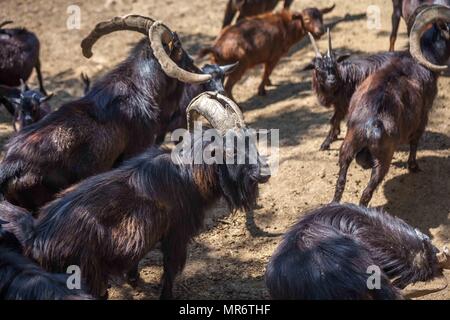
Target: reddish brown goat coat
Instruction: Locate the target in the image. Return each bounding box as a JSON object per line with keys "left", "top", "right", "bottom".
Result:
{"left": 200, "top": 8, "right": 333, "bottom": 99}
{"left": 222, "top": 0, "right": 294, "bottom": 28}
{"left": 333, "top": 57, "right": 438, "bottom": 206}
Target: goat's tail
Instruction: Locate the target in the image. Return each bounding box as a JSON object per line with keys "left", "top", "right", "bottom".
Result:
{"left": 366, "top": 119, "right": 384, "bottom": 141}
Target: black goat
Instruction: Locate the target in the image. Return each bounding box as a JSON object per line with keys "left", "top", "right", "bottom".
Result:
{"left": 266, "top": 203, "right": 450, "bottom": 300}
{"left": 0, "top": 21, "right": 47, "bottom": 95}
{"left": 28, "top": 93, "right": 269, "bottom": 299}
{"left": 306, "top": 31, "right": 403, "bottom": 150}
{"left": 0, "top": 16, "right": 237, "bottom": 211}
{"left": 0, "top": 81, "right": 53, "bottom": 132}
{"left": 333, "top": 5, "right": 450, "bottom": 206}
{"left": 0, "top": 202, "right": 91, "bottom": 300}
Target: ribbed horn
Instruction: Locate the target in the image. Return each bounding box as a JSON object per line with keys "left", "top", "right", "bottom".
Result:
{"left": 149, "top": 22, "right": 212, "bottom": 84}
{"left": 81, "top": 15, "right": 155, "bottom": 58}
{"left": 409, "top": 5, "right": 450, "bottom": 72}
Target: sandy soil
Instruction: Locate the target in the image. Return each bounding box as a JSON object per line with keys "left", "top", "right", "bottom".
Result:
{"left": 1, "top": 0, "right": 449, "bottom": 300}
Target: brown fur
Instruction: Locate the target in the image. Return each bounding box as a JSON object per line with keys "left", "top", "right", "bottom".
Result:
{"left": 200, "top": 7, "right": 335, "bottom": 99}
{"left": 333, "top": 58, "right": 438, "bottom": 206}
{"left": 222, "top": 0, "right": 294, "bottom": 28}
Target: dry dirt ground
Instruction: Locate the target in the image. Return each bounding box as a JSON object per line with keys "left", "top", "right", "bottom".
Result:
{"left": 1, "top": 0, "right": 449, "bottom": 300}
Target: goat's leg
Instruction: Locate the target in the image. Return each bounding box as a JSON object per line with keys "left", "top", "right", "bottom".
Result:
{"left": 284, "top": 0, "right": 294, "bottom": 9}
{"left": 126, "top": 263, "right": 140, "bottom": 287}
{"left": 408, "top": 140, "right": 421, "bottom": 173}
{"left": 333, "top": 139, "right": 356, "bottom": 203}
{"left": 258, "top": 60, "right": 278, "bottom": 96}
{"left": 320, "top": 108, "right": 344, "bottom": 151}
{"left": 225, "top": 66, "right": 246, "bottom": 101}
{"left": 360, "top": 152, "right": 393, "bottom": 207}
{"left": 160, "top": 234, "right": 189, "bottom": 300}
{"left": 389, "top": 0, "right": 402, "bottom": 51}
{"left": 0, "top": 96, "right": 15, "bottom": 116}
{"left": 223, "top": 0, "right": 238, "bottom": 28}
{"left": 35, "top": 59, "right": 47, "bottom": 96}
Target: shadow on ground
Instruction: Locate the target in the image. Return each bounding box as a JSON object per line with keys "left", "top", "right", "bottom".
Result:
{"left": 383, "top": 155, "right": 450, "bottom": 235}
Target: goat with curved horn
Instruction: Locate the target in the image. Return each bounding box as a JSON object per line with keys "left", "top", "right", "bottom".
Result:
{"left": 409, "top": 5, "right": 450, "bottom": 71}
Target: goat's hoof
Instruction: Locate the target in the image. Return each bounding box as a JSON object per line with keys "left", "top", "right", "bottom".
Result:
{"left": 408, "top": 164, "right": 422, "bottom": 173}
{"left": 320, "top": 144, "right": 331, "bottom": 151}
{"left": 159, "top": 293, "right": 173, "bottom": 300}
{"left": 258, "top": 88, "right": 267, "bottom": 96}
{"left": 100, "top": 290, "right": 109, "bottom": 300}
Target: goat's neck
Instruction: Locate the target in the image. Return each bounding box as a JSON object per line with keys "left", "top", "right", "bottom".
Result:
{"left": 190, "top": 162, "right": 221, "bottom": 205}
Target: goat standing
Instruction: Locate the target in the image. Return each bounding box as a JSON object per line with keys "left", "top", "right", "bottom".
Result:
{"left": 333, "top": 5, "right": 450, "bottom": 206}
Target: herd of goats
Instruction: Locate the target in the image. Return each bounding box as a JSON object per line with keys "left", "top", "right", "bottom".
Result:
{"left": 0, "top": 0, "right": 449, "bottom": 300}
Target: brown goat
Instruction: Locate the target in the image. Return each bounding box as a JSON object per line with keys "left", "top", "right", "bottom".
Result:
{"left": 199, "top": 6, "right": 335, "bottom": 99}
{"left": 222, "top": 0, "right": 294, "bottom": 28}
{"left": 333, "top": 5, "right": 450, "bottom": 206}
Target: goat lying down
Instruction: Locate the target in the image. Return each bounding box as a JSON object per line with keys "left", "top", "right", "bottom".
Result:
{"left": 0, "top": 203, "right": 91, "bottom": 300}
{"left": 266, "top": 203, "right": 450, "bottom": 300}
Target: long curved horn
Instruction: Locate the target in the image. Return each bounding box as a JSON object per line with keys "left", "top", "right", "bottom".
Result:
{"left": 187, "top": 92, "right": 244, "bottom": 135}
{"left": 0, "top": 20, "right": 13, "bottom": 29}
{"left": 149, "top": 22, "right": 212, "bottom": 84}
{"left": 81, "top": 15, "right": 155, "bottom": 58}
{"left": 308, "top": 33, "right": 323, "bottom": 58}
{"left": 409, "top": 5, "right": 450, "bottom": 72}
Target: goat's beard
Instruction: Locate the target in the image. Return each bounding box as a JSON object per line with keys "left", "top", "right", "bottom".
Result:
{"left": 217, "top": 164, "right": 260, "bottom": 212}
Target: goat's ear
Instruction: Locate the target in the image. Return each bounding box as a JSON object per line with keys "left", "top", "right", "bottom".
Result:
{"left": 169, "top": 32, "right": 184, "bottom": 63}
{"left": 302, "top": 62, "right": 316, "bottom": 71}
{"left": 19, "top": 79, "right": 29, "bottom": 93}
{"left": 11, "top": 98, "right": 21, "bottom": 105}
{"left": 336, "top": 54, "right": 351, "bottom": 63}
{"left": 321, "top": 4, "right": 336, "bottom": 15}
